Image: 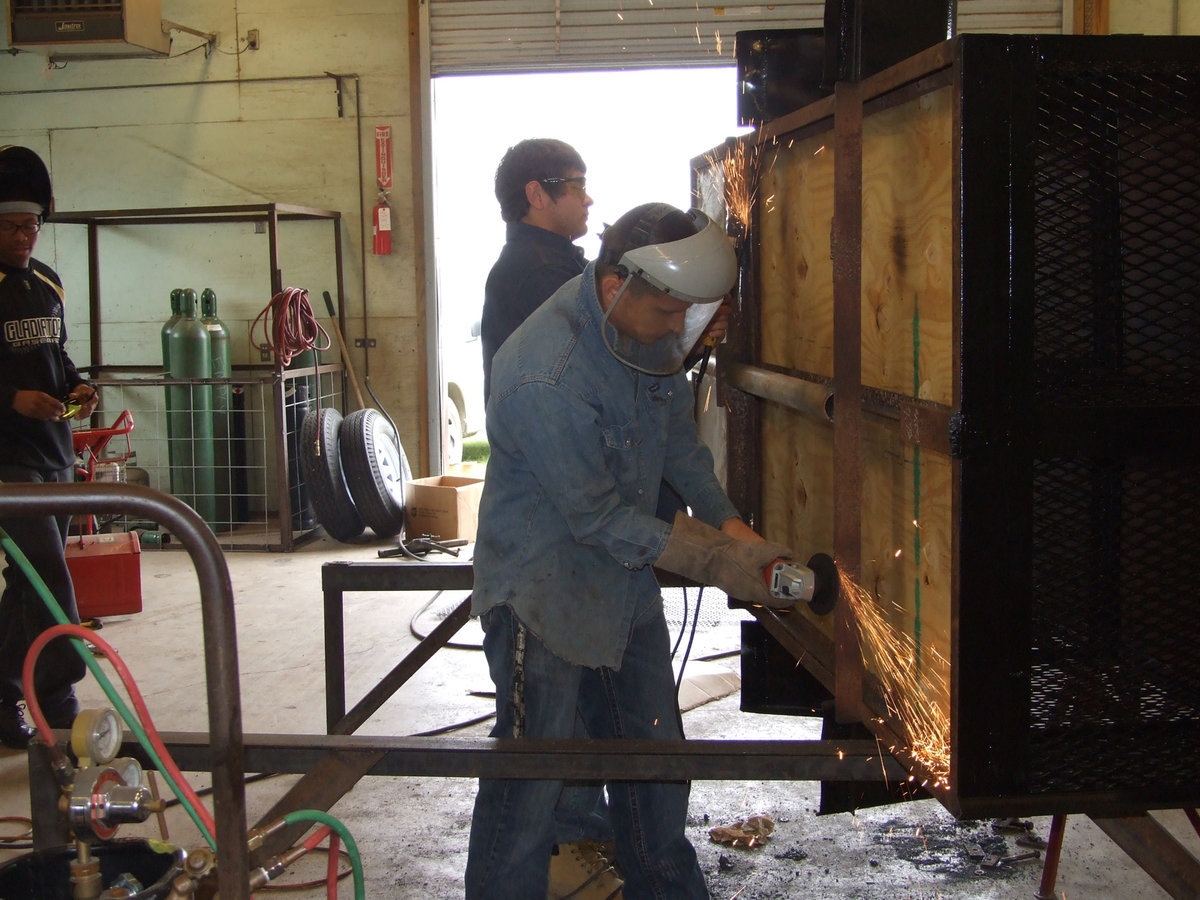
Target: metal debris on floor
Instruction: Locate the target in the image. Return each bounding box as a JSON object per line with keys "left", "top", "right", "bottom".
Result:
{"left": 710, "top": 813, "right": 775, "bottom": 847}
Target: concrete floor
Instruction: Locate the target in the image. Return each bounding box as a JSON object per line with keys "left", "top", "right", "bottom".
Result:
{"left": 1, "top": 531, "right": 1195, "bottom": 898}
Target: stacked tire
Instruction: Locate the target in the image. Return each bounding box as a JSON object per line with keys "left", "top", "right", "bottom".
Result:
{"left": 299, "top": 407, "right": 412, "bottom": 541}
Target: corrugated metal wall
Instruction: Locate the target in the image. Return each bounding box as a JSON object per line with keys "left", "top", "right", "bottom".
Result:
{"left": 429, "top": 0, "right": 1064, "bottom": 74}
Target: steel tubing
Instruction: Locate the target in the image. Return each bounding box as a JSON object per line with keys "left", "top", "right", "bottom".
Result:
{"left": 0, "top": 481, "right": 249, "bottom": 900}
{"left": 725, "top": 362, "right": 834, "bottom": 424}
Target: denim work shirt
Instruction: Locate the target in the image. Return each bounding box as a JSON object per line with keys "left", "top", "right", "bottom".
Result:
{"left": 471, "top": 262, "right": 740, "bottom": 669}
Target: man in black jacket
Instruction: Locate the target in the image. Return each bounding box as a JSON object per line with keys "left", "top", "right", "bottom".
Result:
{"left": 481, "top": 138, "right": 593, "bottom": 405}
{"left": 481, "top": 138, "right": 622, "bottom": 898}
{"left": 0, "top": 145, "right": 98, "bottom": 749}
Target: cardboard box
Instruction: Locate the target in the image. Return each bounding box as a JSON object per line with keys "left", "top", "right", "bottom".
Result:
{"left": 405, "top": 475, "right": 484, "bottom": 541}
{"left": 65, "top": 532, "right": 143, "bottom": 618}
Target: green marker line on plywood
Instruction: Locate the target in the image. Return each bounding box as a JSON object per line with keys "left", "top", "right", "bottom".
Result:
{"left": 912, "top": 293, "right": 922, "bottom": 672}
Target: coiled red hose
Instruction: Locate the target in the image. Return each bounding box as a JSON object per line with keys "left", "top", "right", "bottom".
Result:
{"left": 251, "top": 286, "right": 332, "bottom": 366}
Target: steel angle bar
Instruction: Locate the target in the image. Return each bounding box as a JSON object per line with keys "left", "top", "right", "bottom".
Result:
{"left": 330, "top": 596, "right": 472, "bottom": 735}
{"left": 1090, "top": 814, "right": 1200, "bottom": 900}
{"left": 142, "top": 733, "right": 909, "bottom": 783}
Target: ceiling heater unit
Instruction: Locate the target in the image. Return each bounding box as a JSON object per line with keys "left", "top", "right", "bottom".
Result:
{"left": 8, "top": 0, "right": 171, "bottom": 58}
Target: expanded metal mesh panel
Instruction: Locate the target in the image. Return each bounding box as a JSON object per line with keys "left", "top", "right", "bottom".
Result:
{"left": 1028, "top": 455, "right": 1200, "bottom": 794}
{"left": 1031, "top": 60, "right": 1200, "bottom": 407}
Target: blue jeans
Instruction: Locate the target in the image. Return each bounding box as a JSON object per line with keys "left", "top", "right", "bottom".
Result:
{"left": 465, "top": 600, "right": 709, "bottom": 899}
{"left": 0, "top": 464, "right": 85, "bottom": 705}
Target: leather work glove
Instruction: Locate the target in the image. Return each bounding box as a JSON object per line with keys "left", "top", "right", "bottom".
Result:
{"left": 656, "top": 511, "right": 796, "bottom": 609}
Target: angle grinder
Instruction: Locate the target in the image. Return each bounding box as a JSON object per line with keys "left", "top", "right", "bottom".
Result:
{"left": 765, "top": 553, "right": 839, "bottom": 614}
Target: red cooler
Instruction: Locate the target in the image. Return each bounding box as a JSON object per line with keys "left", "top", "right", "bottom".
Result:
{"left": 64, "top": 532, "right": 143, "bottom": 618}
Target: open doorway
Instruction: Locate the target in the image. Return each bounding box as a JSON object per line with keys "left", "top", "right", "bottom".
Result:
{"left": 430, "top": 68, "right": 750, "bottom": 470}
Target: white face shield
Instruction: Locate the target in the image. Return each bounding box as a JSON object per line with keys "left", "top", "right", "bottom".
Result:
{"left": 601, "top": 209, "right": 736, "bottom": 375}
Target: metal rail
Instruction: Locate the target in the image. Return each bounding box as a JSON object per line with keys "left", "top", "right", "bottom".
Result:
{"left": 136, "top": 733, "right": 909, "bottom": 783}
{"left": 0, "top": 482, "right": 250, "bottom": 900}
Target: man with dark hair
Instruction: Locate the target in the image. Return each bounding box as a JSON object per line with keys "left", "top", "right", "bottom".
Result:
{"left": 483, "top": 138, "right": 618, "bottom": 899}
{"left": 0, "top": 145, "right": 97, "bottom": 749}
{"left": 482, "top": 138, "right": 592, "bottom": 403}
{"left": 465, "top": 202, "right": 797, "bottom": 899}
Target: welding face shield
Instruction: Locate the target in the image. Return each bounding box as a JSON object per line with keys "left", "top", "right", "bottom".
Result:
{"left": 598, "top": 206, "right": 736, "bottom": 376}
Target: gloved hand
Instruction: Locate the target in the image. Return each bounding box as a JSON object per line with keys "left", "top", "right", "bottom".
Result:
{"left": 655, "top": 511, "right": 796, "bottom": 609}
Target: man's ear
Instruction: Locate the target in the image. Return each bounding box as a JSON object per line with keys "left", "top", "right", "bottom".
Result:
{"left": 598, "top": 272, "right": 624, "bottom": 309}
{"left": 525, "top": 179, "right": 548, "bottom": 210}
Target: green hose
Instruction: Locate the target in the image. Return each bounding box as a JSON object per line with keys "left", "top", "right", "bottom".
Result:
{"left": 281, "top": 809, "right": 366, "bottom": 899}
{"left": 0, "top": 526, "right": 217, "bottom": 849}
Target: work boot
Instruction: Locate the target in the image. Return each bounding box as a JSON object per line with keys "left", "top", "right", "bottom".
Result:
{"left": 548, "top": 840, "right": 623, "bottom": 900}
{"left": 0, "top": 700, "right": 34, "bottom": 750}
{"left": 41, "top": 687, "right": 80, "bottom": 731}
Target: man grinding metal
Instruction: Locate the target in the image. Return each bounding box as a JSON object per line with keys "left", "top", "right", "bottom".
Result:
{"left": 465, "top": 201, "right": 799, "bottom": 898}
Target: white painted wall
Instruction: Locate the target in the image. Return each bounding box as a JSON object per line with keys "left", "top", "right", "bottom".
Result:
{"left": 1110, "top": 0, "right": 1200, "bottom": 34}
{"left": 0, "top": 0, "right": 425, "bottom": 476}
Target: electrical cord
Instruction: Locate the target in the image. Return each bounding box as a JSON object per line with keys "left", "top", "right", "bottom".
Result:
{"left": 670, "top": 585, "right": 691, "bottom": 661}
{"left": 692, "top": 345, "right": 713, "bottom": 419}
{"left": 408, "top": 590, "right": 481, "bottom": 650}
{"left": 674, "top": 586, "right": 705, "bottom": 696}
{"left": 250, "top": 287, "right": 331, "bottom": 367}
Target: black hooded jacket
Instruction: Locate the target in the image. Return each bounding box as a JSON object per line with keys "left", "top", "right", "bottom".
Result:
{"left": 0, "top": 258, "right": 86, "bottom": 471}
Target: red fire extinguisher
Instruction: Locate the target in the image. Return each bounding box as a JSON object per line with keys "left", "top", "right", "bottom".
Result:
{"left": 373, "top": 196, "right": 392, "bottom": 255}
{"left": 373, "top": 125, "right": 394, "bottom": 255}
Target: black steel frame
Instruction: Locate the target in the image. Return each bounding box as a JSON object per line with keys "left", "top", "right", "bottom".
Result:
{"left": 702, "top": 33, "right": 1200, "bottom": 821}
{"left": 51, "top": 203, "right": 349, "bottom": 551}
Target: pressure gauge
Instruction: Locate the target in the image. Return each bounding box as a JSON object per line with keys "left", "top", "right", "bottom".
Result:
{"left": 112, "top": 756, "right": 144, "bottom": 788}
{"left": 71, "top": 708, "right": 124, "bottom": 766}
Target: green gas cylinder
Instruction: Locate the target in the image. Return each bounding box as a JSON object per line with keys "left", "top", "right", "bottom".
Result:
{"left": 167, "top": 289, "right": 217, "bottom": 526}
{"left": 161, "top": 288, "right": 183, "bottom": 370}
{"left": 161, "top": 289, "right": 183, "bottom": 469}
{"left": 201, "top": 289, "right": 234, "bottom": 525}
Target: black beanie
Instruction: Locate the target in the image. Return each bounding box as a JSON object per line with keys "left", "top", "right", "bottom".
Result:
{"left": 0, "top": 145, "right": 53, "bottom": 219}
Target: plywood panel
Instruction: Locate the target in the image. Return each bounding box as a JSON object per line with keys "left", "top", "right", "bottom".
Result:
{"left": 760, "top": 400, "right": 836, "bottom": 639}
{"left": 860, "top": 417, "right": 953, "bottom": 723}
{"left": 861, "top": 87, "right": 954, "bottom": 406}
{"left": 758, "top": 129, "right": 835, "bottom": 378}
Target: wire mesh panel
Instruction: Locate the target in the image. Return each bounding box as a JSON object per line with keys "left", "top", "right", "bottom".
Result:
{"left": 75, "top": 366, "right": 345, "bottom": 551}
{"left": 717, "top": 33, "right": 1200, "bottom": 818}
{"left": 1021, "top": 40, "right": 1200, "bottom": 801}
{"left": 954, "top": 34, "right": 1200, "bottom": 814}
{"left": 1029, "top": 456, "right": 1200, "bottom": 795}
{"left": 1032, "top": 51, "right": 1200, "bottom": 406}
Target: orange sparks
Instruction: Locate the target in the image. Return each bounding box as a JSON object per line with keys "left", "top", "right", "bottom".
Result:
{"left": 838, "top": 569, "right": 951, "bottom": 789}
{"left": 703, "top": 141, "right": 758, "bottom": 240}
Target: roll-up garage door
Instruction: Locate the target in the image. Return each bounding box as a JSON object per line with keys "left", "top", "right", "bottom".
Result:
{"left": 429, "top": 1, "right": 1064, "bottom": 76}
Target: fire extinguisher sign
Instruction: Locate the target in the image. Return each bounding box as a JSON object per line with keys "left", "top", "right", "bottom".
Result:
{"left": 375, "top": 125, "right": 393, "bottom": 190}
{"left": 373, "top": 125, "right": 393, "bottom": 255}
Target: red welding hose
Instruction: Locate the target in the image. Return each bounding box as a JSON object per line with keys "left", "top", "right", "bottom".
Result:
{"left": 250, "top": 287, "right": 332, "bottom": 366}
{"left": 22, "top": 622, "right": 218, "bottom": 841}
